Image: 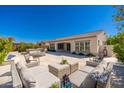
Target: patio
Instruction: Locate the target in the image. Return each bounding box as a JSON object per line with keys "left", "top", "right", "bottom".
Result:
{"left": 0, "top": 51, "right": 118, "bottom": 88}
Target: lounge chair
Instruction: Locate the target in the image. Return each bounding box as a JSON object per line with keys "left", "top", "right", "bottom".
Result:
{"left": 12, "top": 53, "right": 39, "bottom": 68}
{"left": 24, "top": 54, "right": 40, "bottom": 64}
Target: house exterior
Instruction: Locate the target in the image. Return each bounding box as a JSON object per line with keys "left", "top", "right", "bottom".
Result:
{"left": 42, "top": 30, "right": 107, "bottom": 55}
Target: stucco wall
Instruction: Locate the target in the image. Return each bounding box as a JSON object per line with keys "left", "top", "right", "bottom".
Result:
{"left": 97, "top": 32, "right": 107, "bottom": 53}
{"left": 99, "top": 45, "right": 114, "bottom": 57}
{"left": 57, "top": 37, "right": 98, "bottom": 55}
{"left": 46, "top": 32, "right": 107, "bottom": 56}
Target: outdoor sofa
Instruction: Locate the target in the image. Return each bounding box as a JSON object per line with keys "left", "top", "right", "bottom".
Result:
{"left": 69, "top": 60, "right": 113, "bottom": 88}
{"left": 10, "top": 53, "right": 60, "bottom": 88}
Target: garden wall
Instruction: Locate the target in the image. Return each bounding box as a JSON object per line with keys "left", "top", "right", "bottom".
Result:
{"left": 99, "top": 45, "right": 114, "bottom": 57}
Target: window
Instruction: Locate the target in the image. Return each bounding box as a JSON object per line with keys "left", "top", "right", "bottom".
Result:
{"left": 75, "top": 40, "right": 90, "bottom": 52}
{"left": 50, "top": 43, "right": 55, "bottom": 50}
{"left": 80, "top": 41, "right": 85, "bottom": 52}
{"left": 75, "top": 42, "right": 80, "bottom": 52}
{"left": 58, "top": 43, "right": 64, "bottom": 50}
{"left": 85, "top": 41, "right": 90, "bottom": 52}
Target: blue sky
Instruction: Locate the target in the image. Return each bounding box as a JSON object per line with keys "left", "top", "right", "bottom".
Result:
{"left": 0, "top": 5, "right": 118, "bottom": 43}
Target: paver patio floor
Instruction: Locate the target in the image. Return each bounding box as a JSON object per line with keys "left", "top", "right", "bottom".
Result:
{"left": 0, "top": 52, "right": 118, "bottom": 88}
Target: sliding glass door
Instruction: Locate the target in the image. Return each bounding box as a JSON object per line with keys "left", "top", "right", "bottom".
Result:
{"left": 75, "top": 40, "right": 90, "bottom": 53}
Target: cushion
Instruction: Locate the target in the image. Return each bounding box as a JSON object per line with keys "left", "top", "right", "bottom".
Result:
{"left": 7, "top": 54, "right": 15, "bottom": 60}
{"left": 29, "top": 51, "right": 37, "bottom": 54}
{"left": 16, "top": 61, "right": 27, "bottom": 71}
{"left": 20, "top": 67, "right": 36, "bottom": 88}
{"left": 24, "top": 54, "right": 30, "bottom": 61}
{"left": 106, "top": 62, "right": 113, "bottom": 71}
{"left": 29, "top": 56, "right": 34, "bottom": 60}
{"left": 28, "top": 66, "right": 60, "bottom": 88}
{"left": 79, "top": 66, "right": 95, "bottom": 73}
{"left": 90, "top": 62, "right": 113, "bottom": 83}
{"left": 69, "top": 70, "right": 96, "bottom": 88}
{"left": 92, "top": 61, "right": 107, "bottom": 75}
{"left": 97, "top": 70, "right": 110, "bottom": 83}
{"left": 13, "top": 55, "right": 26, "bottom": 64}
{"left": 90, "top": 61, "right": 108, "bottom": 80}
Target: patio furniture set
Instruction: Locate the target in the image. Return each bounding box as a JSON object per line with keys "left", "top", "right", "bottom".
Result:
{"left": 5, "top": 50, "right": 114, "bottom": 88}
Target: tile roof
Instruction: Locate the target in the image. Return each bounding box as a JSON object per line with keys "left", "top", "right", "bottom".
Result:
{"left": 56, "top": 30, "right": 104, "bottom": 40}
{"left": 43, "top": 30, "right": 105, "bottom": 43}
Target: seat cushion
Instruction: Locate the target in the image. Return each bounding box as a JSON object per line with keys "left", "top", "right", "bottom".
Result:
{"left": 20, "top": 67, "right": 36, "bottom": 88}
{"left": 13, "top": 54, "right": 27, "bottom": 64}
{"left": 91, "top": 61, "right": 108, "bottom": 76}
{"left": 16, "top": 61, "right": 27, "bottom": 71}
{"left": 28, "top": 66, "right": 60, "bottom": 88}
{"left": 79, "top": 66, "right": 95, "bottom": 73}
{"left": 69, "top": 70, "right": 96, "bottom": 88}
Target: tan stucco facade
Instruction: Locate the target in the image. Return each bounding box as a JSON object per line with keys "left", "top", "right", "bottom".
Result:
{"left": 43, "top": 31, "right": 107, "bottom": 56}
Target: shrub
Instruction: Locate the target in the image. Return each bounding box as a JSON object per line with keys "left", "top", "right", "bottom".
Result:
{"left": 60, "top": 59, "right": 68, "bottom": 65}
{"left": 0, "top": 38, "right": 13, "bottom": 64}
{"left": 16, "top": 42, "right": 42, "bottom": 52}
{"left": 86, "top": 53, "right": 95, "bottom": 57}
{"left": 113, "top": 43, "right": 124, "bottom": 63}
{"left": 106, "top": 32, "right": 124, "bottom": 63}
{"left": 51, "top": 82, "right": 59, "bottom": 88}
{"left": 78, "top": 52, "right": 84, "bottom": 55}
{"left": 72, "top": 51, "right": 76, "bottom": 54}
{"left": 48, "top": 49, "right": 56, "bottom": 52}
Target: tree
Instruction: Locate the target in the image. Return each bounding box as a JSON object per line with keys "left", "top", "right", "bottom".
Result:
{"left": 17, "top": 42, "right": 27, "bottom": 52}
{"left": 106, "top": 6, "right": 124, "bottom": 63}
{"left": 112, "top": 6, "right": 124, "bottom": 31}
